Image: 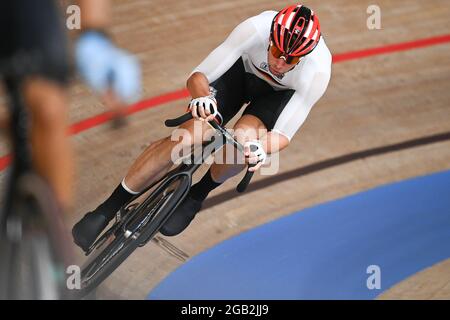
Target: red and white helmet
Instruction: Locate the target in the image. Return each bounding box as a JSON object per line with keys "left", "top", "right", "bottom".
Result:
{"left": 270, "top": 4, "right": 321, "bottom": 57}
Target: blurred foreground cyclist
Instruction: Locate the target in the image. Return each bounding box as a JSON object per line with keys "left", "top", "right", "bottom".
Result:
{"left": 0, "top": 0, "right": 141, "bottom": 299}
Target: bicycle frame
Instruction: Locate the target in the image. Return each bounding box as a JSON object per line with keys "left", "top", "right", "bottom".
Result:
{"left": 165, "top": 114, "right": 255, "bottom": 192}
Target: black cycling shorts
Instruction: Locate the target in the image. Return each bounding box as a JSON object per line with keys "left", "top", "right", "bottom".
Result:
{"left": 0, "top": 0, "right": 70, "bottom": 84}
{"left": 210, "top": 58, "right": 295, "bottom": 130}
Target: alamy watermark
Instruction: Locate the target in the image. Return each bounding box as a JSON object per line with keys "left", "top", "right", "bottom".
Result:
{"left": 67, "top": 264, "right": 384, "bottom": 291}
{"left": 66, "top": 5, "right": 382, "bottom": 31}
{"left": 66, "top": 265, "right": 81, "bottom": 290}
{"left": 66, "top": 5, "right": 81, "bottom": 30}
{"left": 367, "top": 5, "right": 382, "bottom": 30}
{"left": 366, "top": 265, "right": 381, "bottom": 290}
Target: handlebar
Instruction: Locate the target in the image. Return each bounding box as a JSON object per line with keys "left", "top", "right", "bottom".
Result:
{"left": 164, "top": 113, "right": 193, "bottom": 127}
{"left": 165, "top": 113, "right": 256, "bottom": 193}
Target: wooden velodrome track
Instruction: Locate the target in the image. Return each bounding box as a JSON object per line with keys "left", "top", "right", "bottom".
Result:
{"left": 0, "top": 0, "right": 449, "bottom": 299}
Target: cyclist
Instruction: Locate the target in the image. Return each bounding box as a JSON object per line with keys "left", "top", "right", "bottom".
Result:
{"left": 72, "top": 4, "right": 331, "bottom": 251}
{"left": 0, "top": 0, "right": 141, "bottom": 212}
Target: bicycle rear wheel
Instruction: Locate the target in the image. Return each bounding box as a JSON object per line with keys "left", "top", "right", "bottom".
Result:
{"left": 77, "top": 174, "right": 190, "bottom": 298}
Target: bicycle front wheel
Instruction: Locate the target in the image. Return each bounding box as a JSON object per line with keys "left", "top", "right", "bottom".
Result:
{"left": 77, "top": 174, "right": 190, "bottom": 298}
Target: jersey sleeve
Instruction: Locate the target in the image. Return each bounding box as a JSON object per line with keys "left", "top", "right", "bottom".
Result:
{"left": 191, "top": 17, "right": 260, "bottom": 83}
{"left": 272, "top": 70, "right": 331, "bottom": 141}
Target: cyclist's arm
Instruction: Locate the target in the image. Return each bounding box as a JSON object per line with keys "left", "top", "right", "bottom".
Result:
{"left": 75, "top": 0, "right": 141, "bottom": 106}
{"left": 268, "top": 70, "right": 331, "bottom": 149}
{"left": 248, "top": 70, "right": 330, "bottom": 170}
{"left": 261, "top": 131, "right": 290, "bottom": 154}
{"left": 187, "top": 17, "right": 259, "bottom": 98}
{"left": 186, "top": 72, "right": 210, "bottom": 98}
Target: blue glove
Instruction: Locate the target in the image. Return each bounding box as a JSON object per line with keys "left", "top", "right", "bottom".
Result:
{"left": 75, "top": 31, "right": 141, "bottom": 104}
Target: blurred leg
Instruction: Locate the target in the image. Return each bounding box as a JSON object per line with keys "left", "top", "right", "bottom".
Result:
{"left": 23, "top": 78, "right": 73, "bottom": 210}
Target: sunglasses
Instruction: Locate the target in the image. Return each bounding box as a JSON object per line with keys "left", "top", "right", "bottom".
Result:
{"left": 269, "top": 42, "right": 302, "bottom": 65}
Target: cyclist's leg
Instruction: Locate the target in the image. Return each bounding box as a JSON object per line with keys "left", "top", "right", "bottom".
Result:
{"left": 123, "top": 118, "right": 212, "bottom": 192}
